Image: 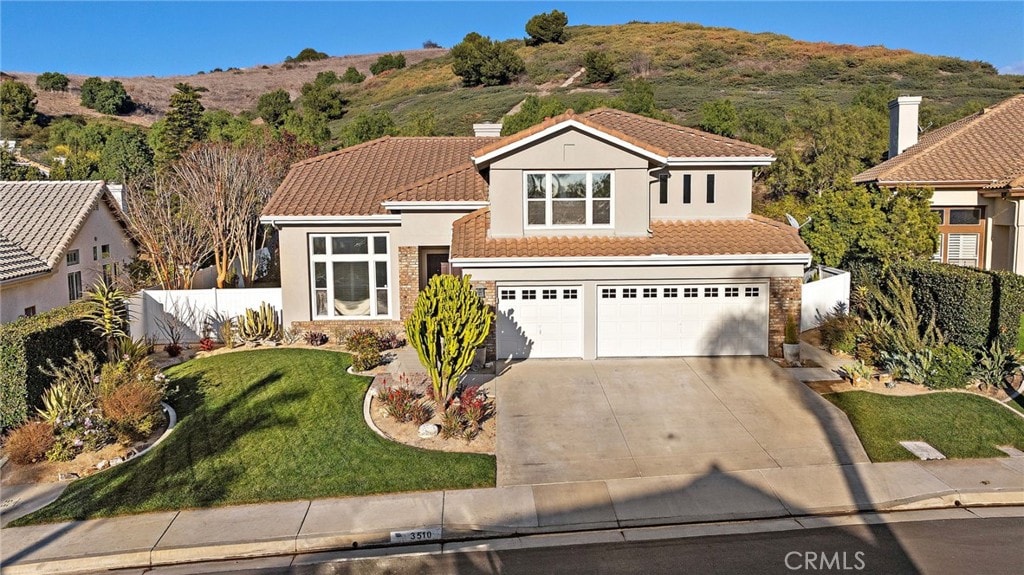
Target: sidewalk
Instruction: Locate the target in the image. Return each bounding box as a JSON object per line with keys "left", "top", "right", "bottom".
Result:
{"left": 3, "top": 456, "right": 1022, "bottom": 575}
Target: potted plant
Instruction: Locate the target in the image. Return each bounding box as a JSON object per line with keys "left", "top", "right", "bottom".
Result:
{"left": 782, "top": 314, "right": 801, "bottom": 363}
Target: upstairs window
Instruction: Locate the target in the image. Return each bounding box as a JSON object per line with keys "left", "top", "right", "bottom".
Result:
{"left": 526, "top": 171, "right": 612, "bottom": 227}
{"left": 66, "top": 249, "right": 79, "bottom": 266}
{"left": 658, "top": 174, "right": 668, "bottom": 204}
{"left": 706, "top": 174, "right": 716, "bottom": 203}
{"left": 683, "top": 174, "right": 692, "bottom": 204}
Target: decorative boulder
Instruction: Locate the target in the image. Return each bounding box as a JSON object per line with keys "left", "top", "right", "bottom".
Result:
{"left": 418, "top": 424, "right": 439, "bottom": 438}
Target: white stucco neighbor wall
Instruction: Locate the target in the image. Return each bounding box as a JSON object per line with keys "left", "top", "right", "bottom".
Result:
{"left": 801, "top": 267, "right": 850, "bottom": 331}
{"left": 129, "top": 288, "right": 283, "bottom": 343}
{"left": 0, "top": 200, "right": 135, "bottom": 323}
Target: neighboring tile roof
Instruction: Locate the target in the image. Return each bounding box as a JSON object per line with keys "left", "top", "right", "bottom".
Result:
{"left": 471, "top": 108, "right": 775, "bottom": 161}
{"left": 263, "top": 137, "right": 497, "bottom": 217}
{"left": 0, "top": 180, "right": 110, "bottom": 282}
{"left": 855, "top": 94, "right": 1024, "bottom": 188}
{"left": 380, "top": 162, "right": 489, "bottom": 203}
{"left": 450, "top": 209, "right": 809, "bottom": 260}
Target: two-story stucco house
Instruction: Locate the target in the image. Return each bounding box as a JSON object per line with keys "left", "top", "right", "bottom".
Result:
{"left": 262, "top": 109, "right": 811, "bottom": 359}
{"left": 855, "top": 94, "right": 1024, "bottom": 273}
{"left": 0, "top": 180, "right": 136, "bottom": 323}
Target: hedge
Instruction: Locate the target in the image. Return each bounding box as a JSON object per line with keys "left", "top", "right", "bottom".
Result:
{"left": 990, "top": 270, "right": 1024, "bottom": 351}
{"left": 0, "top": 302, "right": 100, "bottom": 430}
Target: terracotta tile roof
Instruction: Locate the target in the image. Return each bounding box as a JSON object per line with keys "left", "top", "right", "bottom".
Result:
{"left": 380, "top": 162, "right": 488, "bottom": 203}
{"left": 471, "top": 108, "right": 774, "bottom": 161}
{"left": 263, "top": 137, "right": 497, "bottom": 217}
{"left": 855, "top": 94, "right": 1024, "bottom": 187}
{"left": 450, "top": 209, "right": 809, "bottom": 260}
{"left": 0, "top": 180, "right": 113, "bottom": 282}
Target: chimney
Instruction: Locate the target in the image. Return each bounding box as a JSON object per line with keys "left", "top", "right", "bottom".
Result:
{"left": 472, "top": 122, "right": 502, "bottom": 137}
{"left": 888, "top": 96, "right": 921, "bottom": 158}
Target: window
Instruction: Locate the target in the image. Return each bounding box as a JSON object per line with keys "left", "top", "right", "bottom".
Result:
{"left": 525, "top": 171, "right": 612, "bottom": 227}
{"left": 683, "top": 287, "right": 698, "bottom": 298}
{"left": 706, "top": 174, "right": 716, "bottom": 203}
{"left": 745, "top": 287, "right": 760, "bottom": 297}
{"left": 664, "top": 287, "right": 678, "bottom": 298}
{"left": 522, "top": 289, "right": 537, "bottom": 300}
{"left": 66, "top": 249, "right": 79, "bottom": 266}
{"left": 542, "top": 289, "right": 557, "bottom": 300}
{"left": 500, "top": 289, "right": 516, "bottom": 300}
{"left": 67, "top": 271, "right": 82, "bottom": 301}
{"left": 622, "top": 288, "right": 637, "bottom": 298}
{"left": 309, "top": 234, "right": 390, "bottom": 318}
{"left": 947, "top": 233, "right": 979, "bottom": 267}
{"left": 643, "top": 288, "right": 658, "bottom": 298}
{"left": 704, "top": 287, "right": 719, "bottom": 298}
{"left": 950, "top": 208, "right": 981, "bottom": 225}
{"left": 683, "top": 174, "right": 692, "bottom": 204}
{"left": 932, "top": 234, "right": 944, "bottom": 262}
{"left": 724, "top": 287, "right": 739, "bottom": 298}
{"left": 658, "top": 174, "right": 668, "bottom": 204}
{"left": 601, "top": 288, "right": 616, "bottom": 299}
{"left": 563, "top": 289, "right": 578, "bottom": 299}
{"left": 101, "top": 244, "right": 110, "bottom": 259}
{"left": 23, "top": 306, "right": 36, "bottom": 317}
{"left": 92, "top": 246, "right": 98, "bottom": 261}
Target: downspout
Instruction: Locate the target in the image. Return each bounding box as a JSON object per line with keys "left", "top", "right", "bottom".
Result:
{"left": 1013, "top": 198, "right": 1021, "bottom": 274}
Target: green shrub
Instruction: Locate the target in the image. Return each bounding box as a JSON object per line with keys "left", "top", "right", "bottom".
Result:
{"left": 927, "top": 344, "right": 973, "bottom": 389}
{"left": 3, "top": 421, "right": 55, "bottom": 464}
{"left": 583, "top": 51, "right": 616, "bottom": 84}
{"left": 369, "top": 53, "right": 406, "bottom": 75}
{"left": 340, "top": 67, "right": 366, "bottom": 84}
{"left": 36, "top": 72, "right": 69, "bottom": 92}
{"left": 352, "top": 353, "right": 381, "bottom": 372}
{"left": 990, "top": 270, "right": 1024, "bottom": 351}
{"left": 286, "top": 48, "right": 328, "bottom": 63}
{"left": 893, "top": 261, "right": 991, "bottom": 351}
{"left": 0, "top": 302, "right": 100, "bottom": 430}
{"left": 818, "top": 310, "right": 859, "bottom": 354}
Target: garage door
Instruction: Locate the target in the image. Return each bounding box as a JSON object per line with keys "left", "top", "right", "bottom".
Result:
{"left": 597, "top": 283, "right": 768, "bottom": 357}
{"left": 497, "top": 286, "right": 583, "bottom": 359}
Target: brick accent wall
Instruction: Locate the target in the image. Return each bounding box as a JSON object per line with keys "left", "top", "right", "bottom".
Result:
{"left": 290, "top": 319, "right": 405, "bottom": 343}
{"left": 398, "top": 246, "right": 419, "bottom": 321}
{"left": 768, "top": 277, "right": 802, "bottom": 358}
{"left": 470, "top": 279, "right": 497, "bottom": 361}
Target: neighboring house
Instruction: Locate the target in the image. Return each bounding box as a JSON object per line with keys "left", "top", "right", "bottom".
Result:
{"left": 0, "top": 180, "right": 136, "bottom": 323}
{"left": 855, "top": 95, "right": 1024, "bottom": 272}
{"left": 262, "top": 109, "right": 811, "bottom": 360}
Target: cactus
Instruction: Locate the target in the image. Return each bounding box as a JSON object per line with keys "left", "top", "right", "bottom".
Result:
{"left": 236, "top": 302, "right": 282, "bottom": 343}
{"left": 405, "top": 274, "right": 493, "bottom": 408}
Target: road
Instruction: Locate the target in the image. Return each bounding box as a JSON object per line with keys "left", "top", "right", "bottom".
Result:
{"left": 141, "top": 512, "right": 1024, "bottom": 575}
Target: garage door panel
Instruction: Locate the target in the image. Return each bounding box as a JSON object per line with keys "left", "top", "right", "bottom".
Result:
{"left": 598, "top": 283, "right": 768, "bottom": 357}
{"left": 498, "top": 286, "right": 583, "bottom": 359}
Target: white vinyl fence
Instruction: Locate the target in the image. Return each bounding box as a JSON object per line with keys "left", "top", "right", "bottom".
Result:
{"left": 129, "top": 288, "right": 282, "bottom": 343}
{"left": 801, "top": 266, "right": 850, "bottom": 331}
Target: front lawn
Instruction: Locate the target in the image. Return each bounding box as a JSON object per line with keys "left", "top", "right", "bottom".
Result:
{"left": 13, "top": 349, "right": 495, "bottom": 525}
{"left": 825, "top": 391, "right": 1024, "bottom": 462}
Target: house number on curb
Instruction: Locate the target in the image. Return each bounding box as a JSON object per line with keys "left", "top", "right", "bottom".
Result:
{"left": 390, "top": 528, "right": 442, "bottom": 543}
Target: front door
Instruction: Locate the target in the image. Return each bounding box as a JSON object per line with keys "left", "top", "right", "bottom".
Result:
{"left": 426, "top": 252, "right": 449, "bottom": 279}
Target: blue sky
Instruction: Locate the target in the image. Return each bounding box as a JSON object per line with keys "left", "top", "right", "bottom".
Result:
{"left": 2, "top": 1, "right": 1022, "bottom": 77}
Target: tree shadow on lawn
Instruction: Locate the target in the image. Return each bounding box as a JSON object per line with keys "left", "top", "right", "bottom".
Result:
{"left": 17, "top": 369, "right": 300, "bottom": 523}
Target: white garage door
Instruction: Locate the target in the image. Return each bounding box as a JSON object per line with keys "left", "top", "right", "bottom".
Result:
{"left": 597, "top": 283, "right": 768, "bottom": 357}
{"left": 497, "top": 286, "right": 583, "bottom": 359}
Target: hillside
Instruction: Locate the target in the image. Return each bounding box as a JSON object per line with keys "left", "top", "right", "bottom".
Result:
{"left": 5, "top": 22, "right": 1022, "bottom": 137}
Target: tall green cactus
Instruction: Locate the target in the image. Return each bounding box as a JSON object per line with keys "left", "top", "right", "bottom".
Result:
{"left": 236, "top": 302, "right": 282, "bottom": 343}
{"left": 405, "top": 274, "right": 493, "bottom": 408}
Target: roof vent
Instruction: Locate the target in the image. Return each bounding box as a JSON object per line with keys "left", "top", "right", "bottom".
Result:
{"left": 472, "top": 123, "right": 503, "bottom": 137}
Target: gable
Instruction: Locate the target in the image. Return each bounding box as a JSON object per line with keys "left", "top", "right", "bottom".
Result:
{"left": 487, "top": 127, "right": 653, "bottom": 171}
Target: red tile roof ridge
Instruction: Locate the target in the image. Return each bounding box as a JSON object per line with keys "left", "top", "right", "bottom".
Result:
{"left": 288, "top": 136, "right": 393, "bottom": 169}
{"left": 582, "top": 108, "right": 775, "bottom": 157}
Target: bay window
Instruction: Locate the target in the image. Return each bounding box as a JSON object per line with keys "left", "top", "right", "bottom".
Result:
{"left": 310, "top": 234, "right": 390, "bottom": 318}
{"left": 525, "top": 171, "right": 613, "bottom": 227}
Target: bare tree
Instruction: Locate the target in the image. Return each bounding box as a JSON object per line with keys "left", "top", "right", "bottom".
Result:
{"left": 174, "top": 143, "right": 276, "bottom": 288}
{"left": 121, "top": 178, "right": 209, "bottom": 289}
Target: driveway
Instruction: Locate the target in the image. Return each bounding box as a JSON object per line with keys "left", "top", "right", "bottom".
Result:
{"left": 495, "top": 357, "right": 869, "bottom": 486}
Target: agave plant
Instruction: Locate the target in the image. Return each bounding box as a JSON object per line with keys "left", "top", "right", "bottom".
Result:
{"left": 83, "top": 279, "right": 129, "bottom": 362}
{"left": 37, "top": 380, "right": 94, "bottom": 424}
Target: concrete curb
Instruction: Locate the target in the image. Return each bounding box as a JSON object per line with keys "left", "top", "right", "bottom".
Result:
{"left": 3, "top": 487, "right": 1021, "bottom": 575}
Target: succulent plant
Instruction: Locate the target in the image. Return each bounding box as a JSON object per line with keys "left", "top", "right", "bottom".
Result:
{"left": 236, "top": 302, "right": 282, "bottom": 343}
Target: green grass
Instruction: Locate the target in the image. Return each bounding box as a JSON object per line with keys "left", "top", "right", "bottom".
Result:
{"left": 825, "top": 391, "right": 1024, "bottom": 462}
{"left": 13, "top": 349, "right": 495, "bottom": 525}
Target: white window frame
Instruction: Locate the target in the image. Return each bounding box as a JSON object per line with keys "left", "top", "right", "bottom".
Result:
{"left": 67, "top": 271, "right": 82, "bottom": 301}
{"left": 523, "top": 170, "right": 614, "bottom": 229}
{"left": 66, "top": 249, "right": 79, "bottom": 266}
{"left": 947, "top": 233, "right": 979, "bottom": 268}
{"left": 308, "top": 234, "right": 392, "bottom": 320}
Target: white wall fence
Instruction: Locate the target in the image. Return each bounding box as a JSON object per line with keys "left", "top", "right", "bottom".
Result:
{"left": 801, "top": 266, "right": 850, "bottom": 331}
{"left": 129, "top": 288, "right": 282, "bottom": 343}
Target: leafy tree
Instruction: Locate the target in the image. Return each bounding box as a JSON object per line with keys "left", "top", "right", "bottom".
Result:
{"left": 401, "top": 111, "right": 439, "bottom": 136}
{"left": 256, "top": 89, "right": 292, "bottom": 127}
{"left": 205, "top": 110, "right": 264, "bottom": 145}
{"left": 451, "top": 33, "right": 525, "bottom": 87}
{"left": 422, "top": 40, "right": 442, "bottom": 49}
{"left": 345, "top": 110, "right": 397, "bottom": 145}
{"left": 340, "top": 67, "right": 366, "bottom": 84}
{"left": 99, "top": 127, "right": 153, "bottom": 186}
{"left": 369, "top": 53, "right": 406, "bottom": 75}
{"left": 500, "top": 93, "right": 607, "bottom": 135}
{"left": 405, "top": 274, "right": 493, "bottom": 408}
{"left": 0, "top": 149, "right": 45, "bottom": 180}
{"left": 612, "top": 78, "right": 657, "bottom": 116}
{"left": 583, "top": 51, "right": 616, "bottom": 84}
{"left": 282, "top": 108, "right": 331, "bottom": 146}
{"left": 314, "top": 71, "right": 340, "bottom": 86}
{"left": 154, "top": 83, "right": 207, "bottom": 168}
{"left": 737, "top": 107, "right": 788, "bottom": 149}
{"left": 286, "top": 47, "right": 328, "bottom": 63}
{"left": 299, "top": 81, "right": 346, "bottom": 119}
{"left": 525, "top": 9, "right": 568, "bottom": 45}
{"left": 79, "top": 77, "right": 104, "bottom": 109}
{"left": 79, "top": 77, "right": 134, "bottom": 115}
{"left": 699, "top": 99, "right": 739, "bottom": 137}
{"left": 0, "top": 81, "right": 38, "bottom": 127}
{"left": 49, "top": 152, "right": 101, "bottom": 180}
{"left": 36, "top": 72, "right": 69, "bottom": 92}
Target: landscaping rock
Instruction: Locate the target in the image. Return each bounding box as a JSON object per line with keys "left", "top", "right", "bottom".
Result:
{"left": 418, "top": 423, "right": 439, "bottom": 438}
{"left": 96, "top": 459, "right": 109, "bottom": 470}
{"left": 57, "top": 472, "right": 80, "bottom": 481}
{"left": 110, "top": 457, "right": 124, "bottom": 466}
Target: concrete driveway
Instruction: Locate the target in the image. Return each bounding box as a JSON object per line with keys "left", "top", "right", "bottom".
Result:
{"left": 495, "top": 357, "right": 869, "bottom": 486}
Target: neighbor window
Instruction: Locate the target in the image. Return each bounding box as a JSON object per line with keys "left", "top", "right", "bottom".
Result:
{"left": 525, "top": 171, "right": 612, "bottom": 227}
{"left": 68, "top": 271, "right": 82, "bottom": 301}
{"left": 706, "top": 174, "right": 716, "bottom": 203}
{"left": 66, "top": 249, "right": 79, "bottom": 266}
{"left": 309, "top": 234, "right": 390, "bottom": 318}
{"left": 947, "top": 233, "right": 979, "bottom": 267}
{"left": 683, "top": 174, "right": 692, "bottom": 204}
{"left": 101, "top": 244, "right": 110, "bottom": 259}
{"left": 23, "top": 306, "right": 36, "bottom": 317}
{"left": 658, "top": 174, "right": 668, "bottom": 204}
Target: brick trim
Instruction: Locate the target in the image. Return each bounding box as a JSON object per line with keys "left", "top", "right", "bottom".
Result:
{"left": 768, "top": 277, "right": 802, "bottom": 358}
